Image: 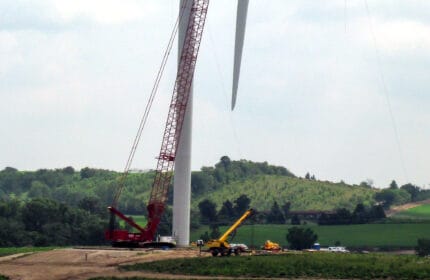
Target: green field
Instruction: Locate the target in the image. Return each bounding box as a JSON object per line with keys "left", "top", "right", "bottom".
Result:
{"left": 191, "top": 223, "right": 430, "bottom": 249}
{"left": 119, "top": 215, "right": 147, "bottom": 229}
{"left": 394, "top": 204, "right": 430, "bottom": 220}
{"left": 122, "top": 253, "right": 430, "bottom": 279}
{"left": 0, "top": 247, "right": 58, "bottom": 257}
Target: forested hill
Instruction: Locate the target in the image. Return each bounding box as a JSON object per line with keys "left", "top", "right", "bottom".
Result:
{"left": 0, "top": 156, "right": 381, "bottom": 212}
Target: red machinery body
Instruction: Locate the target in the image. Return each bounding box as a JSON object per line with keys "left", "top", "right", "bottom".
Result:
{"left": 106, "top": 0, "right": 209, "bottom": 247}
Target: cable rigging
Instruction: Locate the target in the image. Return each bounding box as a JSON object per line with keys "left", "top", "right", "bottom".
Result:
{"left": 111, "top": 0, "right": 191, "bottom": 208}
{"left": 364, "top": 0, "right": 409, "bottom": 183}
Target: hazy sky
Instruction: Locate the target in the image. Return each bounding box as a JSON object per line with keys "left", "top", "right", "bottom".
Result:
{"left": 1, "top": 0, "right": 429, "bottom": 189}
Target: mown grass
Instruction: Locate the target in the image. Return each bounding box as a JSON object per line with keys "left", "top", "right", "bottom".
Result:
{"left": 0, "top": 246, "right": 58, "bottom": 257}
{"left": 122, "top": 253, "right": 430, "bottom": 279}
{"left": 394, "top": 204, "right": 430, "bottom": 220}
{"left": 191, "top": 223, "right": 430, "bottom": 249}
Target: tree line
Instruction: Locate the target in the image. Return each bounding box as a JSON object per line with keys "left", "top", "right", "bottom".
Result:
{"left": 0, "top": 198, "right": 107, "bottom": 247}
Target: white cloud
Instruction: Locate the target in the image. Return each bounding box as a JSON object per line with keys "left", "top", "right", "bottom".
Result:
{"left": 372, "top": 20, "right": 430, "bottom": 53}
{"left": 0, "top": 32, "right": 22, "bottom": 75}
{"left": 51, "top": 0, "right": 154, "bottom": 24}
{"left": 1, "top": 0, "right": 429, "bottom": 188}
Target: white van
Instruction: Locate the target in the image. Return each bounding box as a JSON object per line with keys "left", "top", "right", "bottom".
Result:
{"left": 328, "top": 246, "right": 349, "bottom": 253}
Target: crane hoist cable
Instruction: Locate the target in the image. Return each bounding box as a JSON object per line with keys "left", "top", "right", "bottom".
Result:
{"left": 107, "top": 0, "right": 209, "bottom": 244}
{"left": 111, "top": 0, "right": 192, "bottom": 208}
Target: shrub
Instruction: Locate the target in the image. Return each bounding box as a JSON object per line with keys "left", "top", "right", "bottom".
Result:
{"left": 416, "top": 238, "right": 430, "bottom": 257}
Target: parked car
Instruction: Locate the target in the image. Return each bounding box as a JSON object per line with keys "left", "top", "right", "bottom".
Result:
{"left": 328, "top": 246, "right": 349, "bottom": 253}
{"left": 229, "top": 243, "right": 249, "bottom": 251}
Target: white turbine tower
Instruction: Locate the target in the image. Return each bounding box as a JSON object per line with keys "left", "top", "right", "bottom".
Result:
{"left": 172, "top": 0, "right": 249, "bottom": 247}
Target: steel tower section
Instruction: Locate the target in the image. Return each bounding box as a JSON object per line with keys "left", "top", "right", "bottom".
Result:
{"left": 173, "top": 0, "right": 193, "bottom": 247}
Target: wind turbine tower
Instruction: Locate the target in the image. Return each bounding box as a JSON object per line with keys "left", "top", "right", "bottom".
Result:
{"left": 172, "top": 0, "right": 249, "bottom": 247}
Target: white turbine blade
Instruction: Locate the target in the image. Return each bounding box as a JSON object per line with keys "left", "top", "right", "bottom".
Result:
{"left": 232, "top": 0, "right": 249, "bottom": 111}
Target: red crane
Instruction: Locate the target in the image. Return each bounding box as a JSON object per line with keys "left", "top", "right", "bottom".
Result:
{"left": 105, "top": 0, "right": 209, "bottom": 247}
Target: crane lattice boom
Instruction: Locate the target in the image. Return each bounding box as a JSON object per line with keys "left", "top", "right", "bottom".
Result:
{"left": 107, "top": 0, "right": 209, "bottom": 245}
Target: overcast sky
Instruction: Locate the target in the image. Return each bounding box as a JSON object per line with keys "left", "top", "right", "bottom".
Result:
{"left": 1, "top": 0, "right": 429, "bottom": 188}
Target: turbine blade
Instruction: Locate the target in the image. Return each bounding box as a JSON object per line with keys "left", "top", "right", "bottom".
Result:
{"left": 232, "top": 0, "right": 249, "bottom": 111}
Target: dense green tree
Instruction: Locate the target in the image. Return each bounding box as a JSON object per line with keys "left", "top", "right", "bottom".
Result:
{"left": 335, "top": 208, "right": 352, "bottom": 224}
{"left": 286, "top": 227, "right": 317, "bottom": 250}
{"left": 62, "top": 166, "right": 75, "bottom": 175}
{"left": 28, "top": 181, "right": 51, "bottom": 198}
{"left": 389, "top": 180, "right": 399, "bottom": 190}
{"left": 199, "top": 231, "right": 210, "bottom": 242}
{"left": 0, "top": 217, "right": 26, "bottom": 246}
{"left": 198, "top": 199, "right": 217, "bottom": 224}
{"left": 190, "top": 209, "right": 201, "bottom": 230}
{"left": 352, "top": 203, "right": 368, "bottom": 224}
{"left": 375, "top": 189, "right": 411, "bottom": 209}
{"left": 191, "top": 172, "right": 216, "bottom": 196}
{"left": 267, "top": 201, "right": 285, "bottom": 224}
{"left": 217, "top": 200, "right": 235, "bottom": 225}
{"left": 233, "top": 194, "right": 251, "bottom": 218}
{"left": 22, "top": 198, "right": 63, "bottom": 231}
{"left": 0, "top": 167, "right": 24, "bottom": 193}
{"left": 80, "top": 167, "right": 96, "bottom": 179}
{"left": 281, "top": 202, "right": 291, "bottom": 219}
{"left": 209, "top": 224, "right": 220, "bottom": 239}
{"left": 369, "top": 205, "right": 386, "bottom": 220}
{"left": 401, "top": 183, "right": 421, "bottom": 202}
{"left": 0, "top": 199, "right": 20, "bottom": 218}
{"left": 219, "top": 156, "right": 231, "bottom": 169}
{"left": 416, "top": 239, "right": 430, "bottom": 257}
{"left": 359, "top": 181, "right": 373, "bottom": 188}
{"left": 78, "top": 196, "right": 104, "bottom": 216}
{"left": 291, "top": 214, "right": 300, "bottom": 225}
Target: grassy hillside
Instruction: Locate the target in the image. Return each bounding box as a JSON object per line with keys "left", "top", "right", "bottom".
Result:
{"left": 1, "top": 159, "right": 377, "bottom": 213}
{"left": 191, "top": 223, "right": 430, "bottom": 248}
{"left": 192, "top": 175, "right": 376, "bottom": 211}
{"left": 393, "top": 203, "right": 430, "bottom": 220}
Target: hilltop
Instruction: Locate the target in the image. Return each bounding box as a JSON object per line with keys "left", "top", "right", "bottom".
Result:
{"left": 192, "top": 175, "right": 375, "bottom": 211}
{"left": 0, "top": 157, "right": 376, "bottom": 212}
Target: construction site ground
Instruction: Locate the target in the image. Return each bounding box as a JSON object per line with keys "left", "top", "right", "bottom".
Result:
{"left": 0, "top": 247, "right": 228, "bottom": 280}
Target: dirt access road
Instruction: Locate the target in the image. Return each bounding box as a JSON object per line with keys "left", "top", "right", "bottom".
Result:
{"left": 385, "top": 199, "right": 430, "bottom": 217}
{"left": 0, "top": 248, "right": 215, "bottom": 280}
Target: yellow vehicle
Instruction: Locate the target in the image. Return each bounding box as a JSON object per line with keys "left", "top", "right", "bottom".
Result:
{"left": 264, "top": 240, "right": 281, "bottom": 251}
{"left": 206, "top": 209, "right": 253, "bottom": 257}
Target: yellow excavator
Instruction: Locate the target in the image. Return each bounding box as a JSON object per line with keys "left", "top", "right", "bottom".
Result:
{"left": 206, "top": 209, "right": 253, "bottom": 257}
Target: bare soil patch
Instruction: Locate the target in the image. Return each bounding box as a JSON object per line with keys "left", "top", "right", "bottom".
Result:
{"left": 385, "top": 199, "right": 430, "bottom": 217}
{"left": 0, "top": 247, "right": 211, "bottom": 280}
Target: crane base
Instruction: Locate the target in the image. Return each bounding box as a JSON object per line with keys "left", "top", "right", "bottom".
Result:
{"left": 112, "top": 241, "right": 176, "bottom": 249}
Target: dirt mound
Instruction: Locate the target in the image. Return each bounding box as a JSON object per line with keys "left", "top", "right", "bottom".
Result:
{"left": 0, "top": 248, "right": 207, "bottom": 280}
